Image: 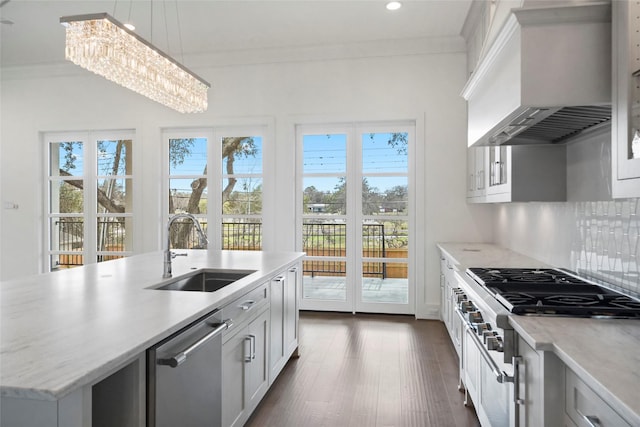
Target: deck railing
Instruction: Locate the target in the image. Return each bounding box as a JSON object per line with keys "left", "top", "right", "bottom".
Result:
{"left": 55, "top": 220, "right": 400, "bottom": 279}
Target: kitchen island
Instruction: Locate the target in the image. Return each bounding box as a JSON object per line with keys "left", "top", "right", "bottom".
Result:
{"left": 0, "top": 249, "right": 304, "bottom": 426}
{"left": 437, "top": 242, "right": 640, "bottom": 427}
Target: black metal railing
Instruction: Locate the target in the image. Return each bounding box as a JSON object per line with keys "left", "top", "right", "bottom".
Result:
{"left": 302, "top": 222, "right": 387, "bottom": 278}
{"left": 55, "top": 219, "right": 399, "bottom": 278}
{"left": 54, "top": 218, "right": 126, "bottom": 268}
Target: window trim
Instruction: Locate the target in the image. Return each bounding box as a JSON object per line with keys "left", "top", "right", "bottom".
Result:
{"left": 43, "top": 130, "right": 136, "bottom": 272}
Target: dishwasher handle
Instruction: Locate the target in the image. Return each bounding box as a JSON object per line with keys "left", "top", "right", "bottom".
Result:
{"left": 158, "top": 319, "right": 232, "bottom": 368}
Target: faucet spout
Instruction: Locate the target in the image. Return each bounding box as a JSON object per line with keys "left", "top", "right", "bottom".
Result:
{"left": 163, "top": 213, "right": 208, "bottom": 278}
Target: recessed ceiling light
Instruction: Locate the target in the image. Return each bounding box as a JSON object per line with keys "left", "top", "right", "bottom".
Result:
{"left": 386, "top": 1, "right": 402, "bottom": 11}
{"left": 124, "top": 22, "right": 135, "bottom": 31}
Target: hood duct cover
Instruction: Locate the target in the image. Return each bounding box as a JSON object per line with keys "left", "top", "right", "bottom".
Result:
{"left": 462, "top": 2, "right": 612, "bottom": 147}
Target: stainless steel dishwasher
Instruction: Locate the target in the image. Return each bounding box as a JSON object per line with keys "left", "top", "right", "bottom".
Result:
{"left": 147, "top": 310, "right": 231, "bottom": 427}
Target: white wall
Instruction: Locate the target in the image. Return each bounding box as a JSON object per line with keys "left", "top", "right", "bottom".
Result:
{"left": 0, "top": 41, "right": 494, "bottom": 317}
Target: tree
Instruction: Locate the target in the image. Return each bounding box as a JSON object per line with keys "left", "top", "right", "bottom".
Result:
{"left": 169, "top": 137, "right": 257, "bottom": 247}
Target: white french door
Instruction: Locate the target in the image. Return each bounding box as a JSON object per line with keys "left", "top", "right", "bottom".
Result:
{"left": 296, "top": 122, "right": 415, "bottom": 315}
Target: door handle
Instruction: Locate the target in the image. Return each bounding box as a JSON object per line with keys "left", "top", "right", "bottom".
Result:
{"left": 250, "top": 334, "right": 256, "bottom": 360}
{"left": 244, "top": 336, "right": 252, "bottom": 362}
{"left": 239, "top": 300, "right": 256, "bottom": 311}
{"left": 157, "top": 320, "right": 231, "bottom": 368}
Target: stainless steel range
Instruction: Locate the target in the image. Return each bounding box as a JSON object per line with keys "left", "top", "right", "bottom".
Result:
{"left": 467, "top": 267, "right": 640, "bottom": 318}
{"left": 454, "top": 267, "right": 640, "bottom": 427}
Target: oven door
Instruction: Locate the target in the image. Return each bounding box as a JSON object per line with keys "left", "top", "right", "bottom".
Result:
{"left": 463, "top": 323, "right": 518, "bottom": 427}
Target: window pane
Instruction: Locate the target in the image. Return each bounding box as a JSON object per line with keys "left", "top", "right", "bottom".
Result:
{"left": 97, "top": 178, "right": 131, "bottom": 213}
{"left": 361, "top": 261, "right": 408, "bottom": 304}
{"left": 303, "top": 134, "right": 346, "bottom": 173}
{"left": 362, "top": 220, "right": 408, "bottom": 257}
{"left": 303, "top": 177, "right": 346, "bottom": 215}
{"left": 50, "top": 141, "right": 84, "bottom": 176}
{"left": 50, "top": 217, "right": 84, "bottom": 256}
{"left": 362, "top": 176, "right": 407, "bottom": 215}
{"left": 302, "top": 263, "right": 347, "bottom": 301}
{"left": 169, "top": 137, "right": 207, "bottom": 175}
{"left": 222, "top": 218, "right": 262, "bottom": 250}
{"left": 97, "top": 217, "right": 127, "bottom": 252}
{"left": 50, "top": 181, "right": 83, "bottom": 213}
{"left": 222, "top": 136, "right": 262, "bottom": 174}
{"left": 362, "top": 132, "right": 408, "bottom": 173}
{"left": 303, "top": 220, "right": 346, "bottom": 257}
{"left": 222, "top": 177, "right": 262, "bottom": 215}
{"left": 50, "top": 254, "right": 83, "bottom": 271}
{"left": 169, "top": 178, "right": 208, "bottom": 214}
{"left": 97, "top": 140, "right": 131, "bottom": 176}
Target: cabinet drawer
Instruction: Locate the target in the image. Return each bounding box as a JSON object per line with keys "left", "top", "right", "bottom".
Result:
{"left": 565, "top": 368, "right": 631, "bottom": 427}
{"left": 222, "top": 282, "right": 269, "bottom": 337}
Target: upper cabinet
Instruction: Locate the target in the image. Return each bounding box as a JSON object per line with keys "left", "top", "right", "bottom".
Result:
{"left": 612, "top": 1, "right": 640, "bottom": 198}
{"left": 467, "top": 145, "right": 566, "bottom": 204}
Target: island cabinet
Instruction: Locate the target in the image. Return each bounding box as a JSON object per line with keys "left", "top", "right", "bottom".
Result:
{"left": 269, "top": 265, "right": 300, "bottom": 384}
{"left": 221, "top": 282, "right": 271, "bottom": 427}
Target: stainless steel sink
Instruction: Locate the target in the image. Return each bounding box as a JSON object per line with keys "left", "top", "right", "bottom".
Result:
{"left": 153, "top": 270, "right": 256, "bottom": 292}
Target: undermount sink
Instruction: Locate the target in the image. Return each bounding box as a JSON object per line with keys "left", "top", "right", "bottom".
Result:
{"left": 153, "top": 269, "right": 256, "bottom": 292}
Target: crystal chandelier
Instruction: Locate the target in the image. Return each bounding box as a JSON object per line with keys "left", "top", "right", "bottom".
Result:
{"left": 60, "top": 13, "right": 210, "bottom": 113}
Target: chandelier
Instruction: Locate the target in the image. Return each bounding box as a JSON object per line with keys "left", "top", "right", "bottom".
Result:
{"left": 60, "top": 13, "right": 210, "bottom": 113}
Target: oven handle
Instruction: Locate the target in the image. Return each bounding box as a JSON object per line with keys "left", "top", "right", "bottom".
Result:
{"left": 464, "top": 322, "right": 515, "bottom": 384}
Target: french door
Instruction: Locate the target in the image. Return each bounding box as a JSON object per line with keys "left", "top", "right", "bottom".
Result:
{"left": 296, "top": 122, "right": 414, "bottom": 314}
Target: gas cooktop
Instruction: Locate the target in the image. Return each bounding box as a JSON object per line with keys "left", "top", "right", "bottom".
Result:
{"left": 467, "top": 267, "right": 640, "bottom": 318}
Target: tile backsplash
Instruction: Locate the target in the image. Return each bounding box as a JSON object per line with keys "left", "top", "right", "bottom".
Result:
{"left": 495, "top": 198, "right": 640, "bottom": 298}
{"left": 573, "top": 199, "right": 640, "bottom": 297}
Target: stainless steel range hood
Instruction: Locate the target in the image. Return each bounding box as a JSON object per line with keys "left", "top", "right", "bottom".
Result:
{"left": 462, "top": 2, "right": 612, "bottom": 147}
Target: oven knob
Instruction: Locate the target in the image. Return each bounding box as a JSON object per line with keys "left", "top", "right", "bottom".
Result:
{"left": 487, "top": 336, "right": 504, "bottom": 352}
{"left": 467, "top": 311, "right": 483, "bottom": 323}
{"left": 459, "top": 301, "right": 475, "bottom": 312}
{"left": 455, "top": 293, "right": 468, "bottom": 303}
{"left": 476, "top": 323, "right": 491, "bottom": 335}
{"left": 482, "top": 330, "right": 497, "bottom": 344}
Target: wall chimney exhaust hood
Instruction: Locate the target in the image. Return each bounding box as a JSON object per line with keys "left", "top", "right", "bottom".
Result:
{"left": 462, "top": 2, "right": 612, "bottom": 147}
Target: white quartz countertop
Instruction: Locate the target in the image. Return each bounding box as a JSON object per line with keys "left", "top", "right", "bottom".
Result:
{"left": 437, "top": 242, "right": 640, "bottom": 425}
{"left": 0, "top": 250, "right": 304, "bottom": 401}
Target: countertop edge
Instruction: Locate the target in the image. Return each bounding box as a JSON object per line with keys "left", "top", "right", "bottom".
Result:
{"left": 1, "top": 250, "right": 305, "bottom": 401}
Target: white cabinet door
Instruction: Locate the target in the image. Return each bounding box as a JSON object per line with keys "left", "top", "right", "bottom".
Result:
{"left": 612, "top": 0, "right": 640, "bottom": 197}
{"left": 222, "top": 329, "right": 247, "bottom": 427}
{"left": 246, "top": 309, "right": 270, "bottom": 408}
{"left": 222, "top": 307, "right": 270, "bottom": 427}
{"left": 269, "top": 264, "right": 300, "bottom": 384}
{"left": 467, "top": 147, "right": 488, "bottom": 203}
{"left": 284, "top": 266, "right": 299, "bottom": 356}
{"left": 269, "top": 275, "right": 285, "bottom": 383}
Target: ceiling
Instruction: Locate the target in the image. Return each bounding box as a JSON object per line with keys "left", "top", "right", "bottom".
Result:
{"left": 0, "top": 0, "right": 472, "bottom": 68}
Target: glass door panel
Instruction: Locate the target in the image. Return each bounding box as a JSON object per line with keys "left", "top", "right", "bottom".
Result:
{"left": 298, "top": 126, "right": 413, "bottom": 314}
{"left": 356, "top": 131, "right": 411, "bottom": 314}
{"left": 300, "top": 133, "right": 351, "bottom": 311}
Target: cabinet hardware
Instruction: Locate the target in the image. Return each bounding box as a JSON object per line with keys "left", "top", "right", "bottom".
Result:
{"left": 157, "top": 320, "right": 230, "bottom": 368}
{"left": 239, "top": 300, "right": 256, "bottom": 311}
{"left": 582, "top": 414, "right": 601, "bottom": 427}
{"left": 244, "top": 336, "right": 252, "bottom": 362}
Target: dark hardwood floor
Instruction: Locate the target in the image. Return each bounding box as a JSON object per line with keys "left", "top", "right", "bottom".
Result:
{"left": 245, "top": 311, "right": 480, "bottom": 427}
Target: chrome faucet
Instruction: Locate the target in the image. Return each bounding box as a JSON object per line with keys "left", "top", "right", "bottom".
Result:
{"left": 163, "top": 213, "right": 208, "bottom": 278}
